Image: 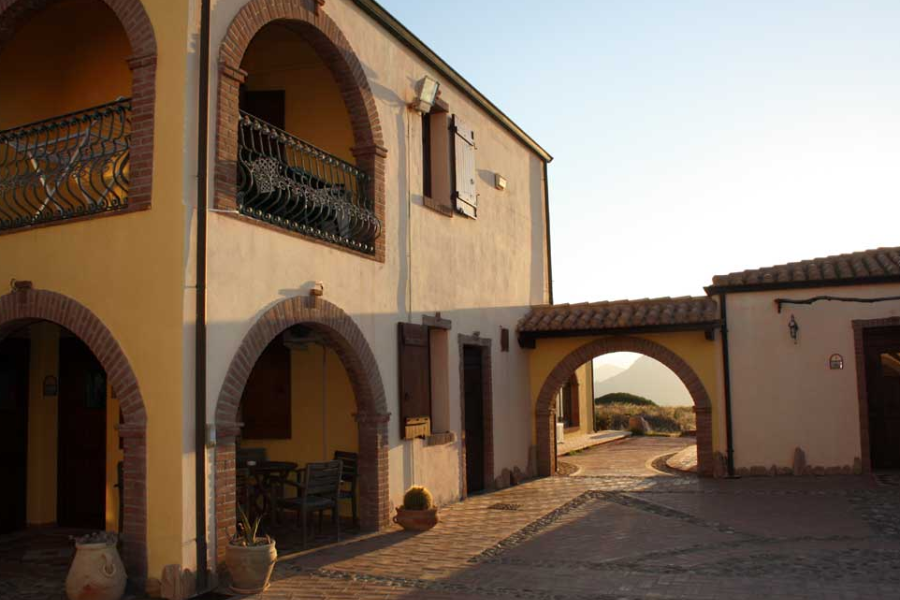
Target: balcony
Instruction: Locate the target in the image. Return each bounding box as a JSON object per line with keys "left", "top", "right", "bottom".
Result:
{"left": 0, "top": 99, "right": 131, "bottom": 233}
{"left": 237, "top": 112, "right": 382, "bottom": 254}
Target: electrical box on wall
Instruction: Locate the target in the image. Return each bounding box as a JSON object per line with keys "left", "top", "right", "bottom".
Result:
{"left": 494, "top": 173, "right": 507, "bottom": 191}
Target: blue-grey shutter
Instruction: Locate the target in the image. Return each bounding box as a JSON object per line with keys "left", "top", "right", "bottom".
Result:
{"left": 451, "top": 115, "right": 477, "bottom": 218}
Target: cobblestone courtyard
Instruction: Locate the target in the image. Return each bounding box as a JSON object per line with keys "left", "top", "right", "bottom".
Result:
{"left": 3, "top": 437, "right": 898, "bottom": 600}
{"left": 246, "top": 437, "right": 900, "bottom": 599}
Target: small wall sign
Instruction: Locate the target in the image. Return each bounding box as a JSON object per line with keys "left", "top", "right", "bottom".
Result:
{"left": 829, "top": 354, "right": 844, "bottom": 370}
{"left": 43, "top": 375, "right": 58, "bottom": 396}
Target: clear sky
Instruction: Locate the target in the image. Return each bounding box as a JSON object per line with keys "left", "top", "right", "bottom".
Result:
{"left": 380, "top": 0, "right": 900, "bottom": 303}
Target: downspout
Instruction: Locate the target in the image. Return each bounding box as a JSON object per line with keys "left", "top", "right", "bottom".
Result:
{"left": 542, "top": 161, "right": 553, "bottom": 305}
{"left": 719, "top": 293, "right": 735, "bottom": 477}
{"left": 195, "top": 0, "right": 211, "bottom": 591}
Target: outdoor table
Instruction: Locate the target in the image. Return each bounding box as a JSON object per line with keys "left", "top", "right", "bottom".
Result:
{"left": 246, "top": 461, "right": 298, "bottom": 526}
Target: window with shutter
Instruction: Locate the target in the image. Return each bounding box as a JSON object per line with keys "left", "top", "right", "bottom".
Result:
{"left": 241, "top": 337, "right": 292, "bottom": 439}
{"left": 398, "top": 322, "right": 432, "bottom": 438}
{"left": 451, "top": 115, "right": 477, "bottom": 218}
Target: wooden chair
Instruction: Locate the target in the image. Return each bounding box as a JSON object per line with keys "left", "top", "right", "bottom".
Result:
{"left": 333, "top": 451, "right": 359, "bottom": 529}
{"left": 278, "top": 459, "right": 343, "bottom": 548}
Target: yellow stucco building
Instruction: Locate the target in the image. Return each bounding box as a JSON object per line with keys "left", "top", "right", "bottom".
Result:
{"left": 0, "top": 0, "right": 552, "bottom": 594}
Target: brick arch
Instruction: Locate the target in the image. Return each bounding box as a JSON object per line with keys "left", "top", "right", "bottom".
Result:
{"left": 0, "top": 0, "right": 157, "bottom": 211}
{"left": 0, "top": 287, "right": 148, "bottom": 579}
{"left": 214, "top": 296, "right": 390, "bottom": 564}
{"left": 536, "top": 336, "right": 714, "bottom": 478}
{"left": 215, "top": 0, "right": 387, "bottom": 261}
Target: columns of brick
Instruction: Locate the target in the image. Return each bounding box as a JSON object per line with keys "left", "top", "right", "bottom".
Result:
{"left": 213, "top": 296, "right": 390, "bottom": 567}
{"left": 0, "top": 288, "right": 148, "bottom": 579}
{"left": 535, "top": 335, "right": 715, "bottom": 478}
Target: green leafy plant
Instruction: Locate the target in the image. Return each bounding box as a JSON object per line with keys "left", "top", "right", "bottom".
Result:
{"left": 230, "top": 507, "right": 271, "bottom": 547}
{"left": 402, "top": 486, "right": 434, "bottom": 511}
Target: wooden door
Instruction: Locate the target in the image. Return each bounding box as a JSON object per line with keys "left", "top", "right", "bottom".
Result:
{"left": 0, "top": 338, "right": 30, "bottom": 534}
{"left": 865, "top": 327, "right": 900, "bottom": 470}
{"left": 57, "top": 337, "right": 107, "bottom": 529}
{"left": 463, "top": 346, "right": 485, "bottom": 494}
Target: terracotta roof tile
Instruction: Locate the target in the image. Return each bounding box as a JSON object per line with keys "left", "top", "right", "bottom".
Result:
{"left": 708, "top": 246, "right": 900, "bottom": 292}
{"left": 517, "top": 296, "right": 719, "bottom": 335}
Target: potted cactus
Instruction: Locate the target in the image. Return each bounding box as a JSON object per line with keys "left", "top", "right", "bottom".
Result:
{"left": 393, "top": 486, "right": 439, "bottom": 531}
{"left": 225, "top": 509, "right": 277, "bottom": 594}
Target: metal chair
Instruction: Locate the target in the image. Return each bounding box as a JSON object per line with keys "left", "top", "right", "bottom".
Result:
{"left": 333, "top": 451, "right": 359, "bottom": 529}
{"left": 278, "top": 459, "right": 343, "bottom": 548}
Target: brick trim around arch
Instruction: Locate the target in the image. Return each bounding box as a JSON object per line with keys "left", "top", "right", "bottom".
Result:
{"left": 0, "top": 0, "right": 157, "bottom": 223}
{"left": 215, "top": 0, "right": 388, "bottom": 262}
{"left": 535, "top": 335, "right": 715, "bottom": 478}
{"left": 0, "top": 287, "right": 148, "bottom": 580}
{"left": 214, "top": 295, "right": 390, "bottom": 566}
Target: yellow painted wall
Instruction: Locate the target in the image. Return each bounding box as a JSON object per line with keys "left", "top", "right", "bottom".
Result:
{"left": 527, "top": 332, "right": 722, "bottom": 451}
{"left": 0, "top": 0, "right": 190, "bottom": 578}
{"left": 26, "top": 322, "right": 59, "bottom": 526}
{"left": 0, "top": 0, "right": 131, "bottom": 129}
{"left": 242, "top": 343, "right": 358, "bottom": 478}
{"left": 22, "top": 322, "right": 123, "bottom": 531}
{"left": 240, "top": 23, "right": 356, "bottom": 164}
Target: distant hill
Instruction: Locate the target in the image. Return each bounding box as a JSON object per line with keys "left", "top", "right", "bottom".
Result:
{"left": 592, "top": 356, "right": 692, "bottom": 407}
{"left": 595, "top": 392, "right": 656, "bottom": 407}
{"left": 593, "top": 363, "right": 626, "bottom": 385}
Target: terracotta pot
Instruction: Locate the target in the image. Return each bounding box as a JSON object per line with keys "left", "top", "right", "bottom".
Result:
{"left": 393, "top": 507, "right": 439, "bottom": 531}
{"left": 65, "top": 540, "right": 126, "bottom": 600}
{"left": 225, "top": 540, "right": 277, "bottom": 594}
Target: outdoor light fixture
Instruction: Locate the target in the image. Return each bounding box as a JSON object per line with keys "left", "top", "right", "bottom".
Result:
{"left": 788, "top": 315, "right": 800, "bottom": 344}
{"left": 829, "top": 354, "right": 844, "bottom": 370}
{"left": 411, "top": 75, "right": 440, "bottom": 114}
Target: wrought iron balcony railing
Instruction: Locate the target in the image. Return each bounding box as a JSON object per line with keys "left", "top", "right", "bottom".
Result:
{"left": 237, "top": 111, "right": 381, "bottom": 254}
{"left": 0, "top": 99, "right": 131, "bottom": 232}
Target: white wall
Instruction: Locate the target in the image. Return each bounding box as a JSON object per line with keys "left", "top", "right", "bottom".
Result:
{"left": 725, "top": 283, "right": 900, "bottom": 470}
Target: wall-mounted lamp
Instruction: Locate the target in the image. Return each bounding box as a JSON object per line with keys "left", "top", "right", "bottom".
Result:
{"left": 410, "top": 76, "right": 440, "bottom": 114}
{"left": 788, "top": 315, "right": 800, "bottom": 344}
{"left": 829, "top": 354, "right": 844, "bottom": 370}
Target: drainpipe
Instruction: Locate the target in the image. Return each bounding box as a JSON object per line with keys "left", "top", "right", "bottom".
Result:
{"left": 719, "top": 293, "right": 736, "bottom": 477}
{"left": 195, "top": 0, "right": 212, "bottom": 592}
{"left": 542, "top": 161, "right": 553, "bottom": 305}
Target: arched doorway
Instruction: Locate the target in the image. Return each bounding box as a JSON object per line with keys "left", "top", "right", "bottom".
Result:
{"left": 214, "top": 296, "right": 389, "bottom": 564}
{"left": 0, "top": 286, "right": 147, "bottom": 579}
{"left": 0, "top": 0, "right": 157, "bottom": 228}
{"left": 215, "top": 0, "right": 387, "bottom": 261}
{"left": 536, "top": 336, "right": 714, "bottom": 477}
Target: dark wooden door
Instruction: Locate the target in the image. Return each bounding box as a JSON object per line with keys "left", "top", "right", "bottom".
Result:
{"left": 0, "top": 338, "right": 30, "bottom": 534}
{"left": 57, "top": 337, "right": 107, "bottom": 529}
{"left": 865, "top": 327, "right": 900, "bottom": 470}
{"left": 463, "top": 346, "right": 485, "bottom": 494}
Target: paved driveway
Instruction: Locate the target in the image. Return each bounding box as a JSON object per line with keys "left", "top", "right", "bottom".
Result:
{"left": 237, "top": 437, "right": 900, "bottom": 599}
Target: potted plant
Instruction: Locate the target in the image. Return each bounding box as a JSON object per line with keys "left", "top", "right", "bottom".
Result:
{"left": 65, "top": 532, "right": 126, "bottom": 600}
{"left": 225, "top": 509, "right": 277, "bottom": 594}
{"left": 393, "top": 486, "right": 439, "bottom": 531}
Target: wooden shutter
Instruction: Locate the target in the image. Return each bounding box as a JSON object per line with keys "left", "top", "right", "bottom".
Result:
{"left": 398, "top": 322, "right": 432, "bottom": 438}
{"left": 241, "top": 337, "right": 291, "bottom": 439}
{"left": 451, "top": 115, "right": 477, "bottom": 218}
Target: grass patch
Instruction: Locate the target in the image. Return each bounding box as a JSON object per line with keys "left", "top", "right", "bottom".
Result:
{"left": 595, "top": 402, "right": 695, "bottom": 434}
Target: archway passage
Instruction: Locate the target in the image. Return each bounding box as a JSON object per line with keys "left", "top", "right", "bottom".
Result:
{"left": 214, "top": 296, "right": 389, "bottom": 565}
{"left": 0, "top": 0, "right": 157, "bottom": 226}
{"left": 215, "top": 0, "right": 387, "bottom": 260}
{"left": 536, "top": 336, "right": 715, "bottom": 478}
{"left": 0, "top": 287, "right": 147, "bottom": 580}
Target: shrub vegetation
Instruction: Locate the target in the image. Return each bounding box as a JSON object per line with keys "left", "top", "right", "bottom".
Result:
{"left": 594, "top": 393, "right": 695, "bottom": 434}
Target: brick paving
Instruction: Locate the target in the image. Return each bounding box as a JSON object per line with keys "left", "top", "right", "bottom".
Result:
{"left": 4, "top": 438, "right": 899, "bottom": 599}
{"left": 556, "top": 429, "right": 631, "bottom": 456}
{"left": 247, "top": 437, "right": 900, "bottom": 599}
